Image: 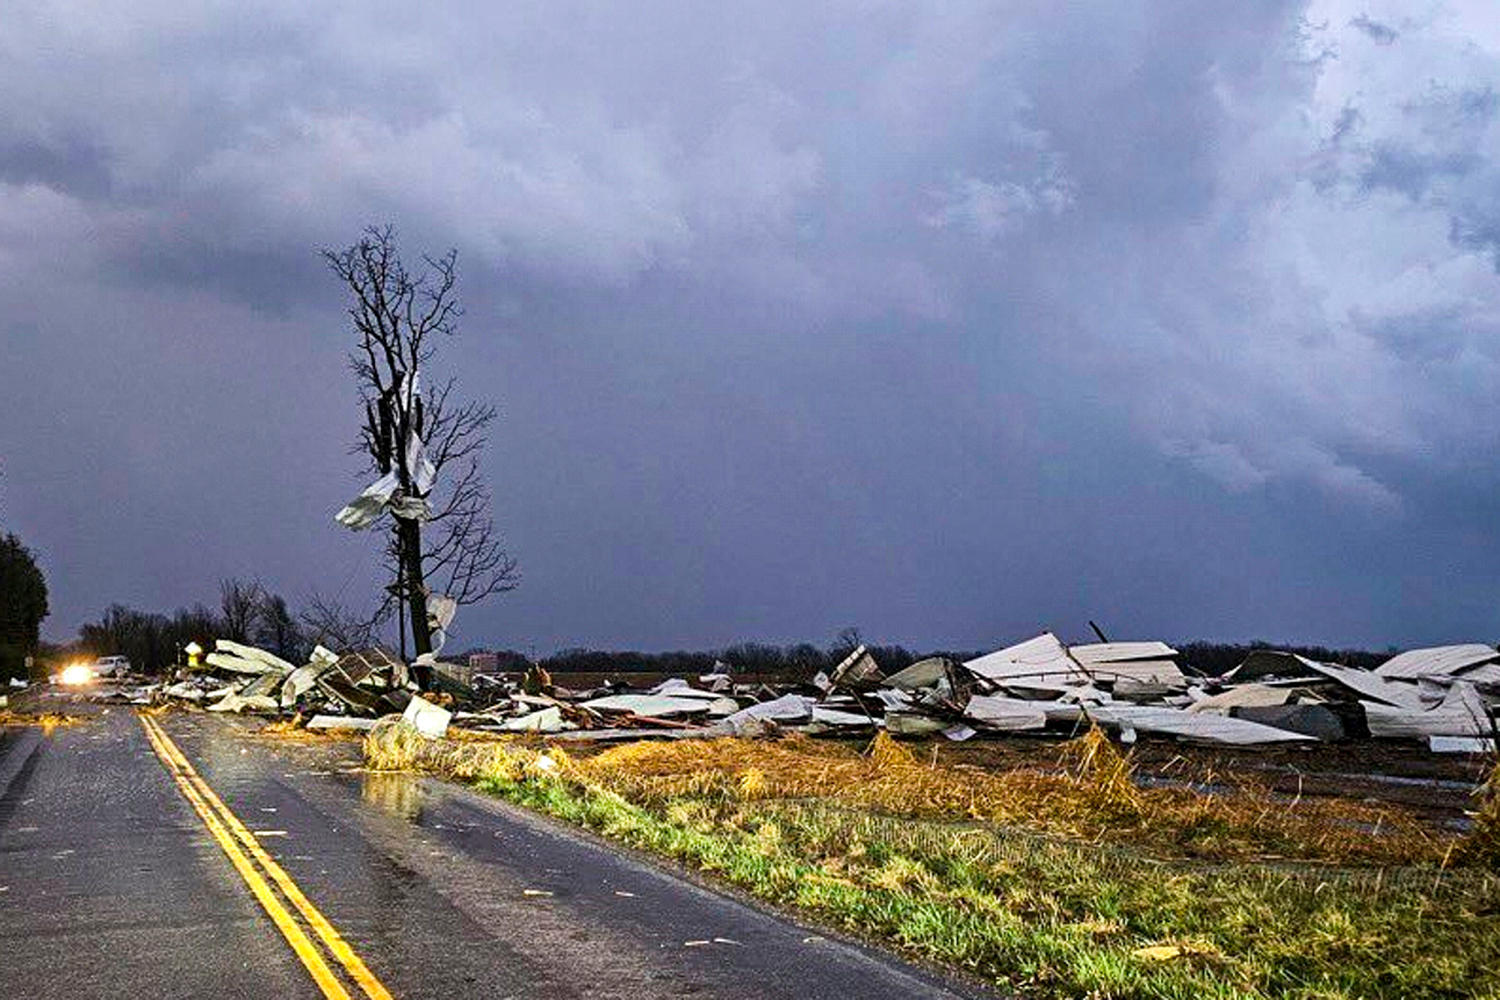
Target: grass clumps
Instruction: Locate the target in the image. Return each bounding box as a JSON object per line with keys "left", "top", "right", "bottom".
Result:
{"left": 1057, "top": 725, "right": 1143, "bottom": 822}
{"left": 1456, "top": 757, "right": 1500, "bottom": 867}
{"left": 363, "top": 721, "right": 1500, "bottom": 999}
{"left": 573, "top": 727, "right": 1441, "bottom": 865}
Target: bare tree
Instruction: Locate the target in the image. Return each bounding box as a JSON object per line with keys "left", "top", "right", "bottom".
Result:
{"left": 219, "top": 578, "right": 263, "bottom": 644}
{"left": 323, "top": 226, "right": 519, "bottom": 677}
{"left": 298, "top": 590, "right": 378, "bottom": 652}
{"left": 254, "top": 591, "right": 307, "bottom": 663}
{"left": 833, "top": 626, "right": 863, "bottom": 656}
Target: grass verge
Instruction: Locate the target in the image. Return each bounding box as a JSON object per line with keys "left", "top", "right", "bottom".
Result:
{"left": 365, "top": 723, "right": 1500, "bottom": 999}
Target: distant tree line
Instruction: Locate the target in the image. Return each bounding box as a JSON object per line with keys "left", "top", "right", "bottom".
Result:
{"left": 477, "top": 636, "right": 1395, "bottom": 680}
{"left": 1174, "top": 640, "right": 1388, "bottom": 676}
{"left": 531, "top": 641, "right": 915, "bottom": 679}
{"left": 491, "top": 628, "right": 984, "bottom": 680}
{"left": 60, "top": 578, "right": 375, "bottom": 675}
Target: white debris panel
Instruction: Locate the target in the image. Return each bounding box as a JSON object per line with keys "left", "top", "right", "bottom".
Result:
{"left": 963, "top": 695, "right": 1049, "bottom": 731}
{"left": 403, "top": 695, "right": 451, "bottom": 739}
{"left": 963, "top": 633, "right": 1088, "bottom": 685}
{"left": 1364, "top": 682, "right": 1493, "bottom": 738}
{"left": 1070, "top": 642, "right": 1187, "bottom": 685}
{"left": 1375, "top": 644, "right": 1500, "bottom": 682}
{"left": 1087, "top": 706, "right": 1316, "bottom": 745}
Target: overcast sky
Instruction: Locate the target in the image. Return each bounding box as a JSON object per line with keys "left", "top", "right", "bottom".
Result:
{"left": 4, "top": 0, "right": 1500, "bottom": 654}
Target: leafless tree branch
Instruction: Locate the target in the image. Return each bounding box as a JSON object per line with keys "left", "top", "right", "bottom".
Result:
{"left": 322, "top": 226, "right": 519, "bottom": 672}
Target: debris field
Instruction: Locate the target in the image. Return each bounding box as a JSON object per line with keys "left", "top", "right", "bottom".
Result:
{"left": 81, "top": 632, "right": 1500, "bottom": 754}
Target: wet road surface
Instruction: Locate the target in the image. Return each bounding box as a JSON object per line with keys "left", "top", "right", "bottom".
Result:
{"left": 0, "top": 710, "right": 985, "bottom": 999}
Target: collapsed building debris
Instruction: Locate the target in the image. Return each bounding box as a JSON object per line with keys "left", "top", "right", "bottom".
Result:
{"left": 152, "top": 639, "right": 413, "bottom": 719}
{"left": 96, "top": 633, "right": 1488, "bottom": 752}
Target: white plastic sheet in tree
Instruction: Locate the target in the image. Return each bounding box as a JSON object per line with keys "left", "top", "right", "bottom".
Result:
{"left": 336, "top": 472, "right": 399, "bottom": 530}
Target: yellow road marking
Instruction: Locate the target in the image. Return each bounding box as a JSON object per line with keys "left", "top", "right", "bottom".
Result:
{"left": 141, "top": 715, "right": 394, "bottom": 1000}
{"left": 138, "top": 715, "right": 352, "bottom": 1000}
{"left": 140, "top": 715, "right": 395, "bottom": 1000}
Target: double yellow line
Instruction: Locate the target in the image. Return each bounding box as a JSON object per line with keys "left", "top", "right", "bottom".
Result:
{"left": 139, "top": 714, "right": 395, "bottom": 1000}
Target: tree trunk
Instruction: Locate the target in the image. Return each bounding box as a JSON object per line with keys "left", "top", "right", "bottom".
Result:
{"left": 398, "top": 516, "right": 434, "bottom": 689}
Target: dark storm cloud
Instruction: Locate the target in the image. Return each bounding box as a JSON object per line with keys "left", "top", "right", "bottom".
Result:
{"left": 6, "top": 0, "right": 1500, "bottom": 654}
{"left": 0, "top": 136, "right": 113, "bottom": 201}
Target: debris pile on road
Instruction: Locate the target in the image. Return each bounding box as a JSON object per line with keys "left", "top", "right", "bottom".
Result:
{"left": 156, "top": 639, "right": 415, "bottom": 721}
{"left": 127, "top": 634, "right": 1500, "bottom": 750}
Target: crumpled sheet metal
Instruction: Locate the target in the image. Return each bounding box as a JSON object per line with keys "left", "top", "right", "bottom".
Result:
{"left": 1087, "top": 706, "right": 1316, "bottom": 745}
{"left": 963, "top": 633, "right": 1088, "bottom": 686}
{"left": 829, "top": 645, "right": 886, "bottom": 689}
{"left": 1376, "top": 644, "right": 1500, "bottom": 682}
{"left": 581, "top": 693, "right": 729, "bottom": 717}
{"left": 963, "top": 695, "right": 1048, "bottom": 731}
{"left": 1365, "top": 682, "right": 1493, "bottom": 738}
{"left": 214, "top": 640, "right": 296, "bottom": 675}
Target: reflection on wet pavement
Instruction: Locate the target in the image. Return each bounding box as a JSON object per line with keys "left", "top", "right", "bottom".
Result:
{"left": 361, "top": 770, "right": 424, "bottom": 822}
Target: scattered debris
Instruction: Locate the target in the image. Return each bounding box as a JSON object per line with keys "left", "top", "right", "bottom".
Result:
{"left": 403, "top": 695, "right": 451, "bottom": 739}
{"left": 962, "top": 695, "right": 1048, "bottom": 732}
{"left": 1365, "top": 682, "right": 1492, "bottom": 738}
{"left": 305, "top": 715, "right": 380, "bottom": 732}
{"left": 1132, "top": 942, "right": 1214, "bottom": 962}
{"left": 81, "top": 629, "right": 1493, "bottom": 754}
{"left": 1088, "top": 706, "right": 1315, "bottom": 745}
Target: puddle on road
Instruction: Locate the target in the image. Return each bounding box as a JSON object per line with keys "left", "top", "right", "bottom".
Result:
{"left": 361, "top": 770, "right": 425, "bottom": 822}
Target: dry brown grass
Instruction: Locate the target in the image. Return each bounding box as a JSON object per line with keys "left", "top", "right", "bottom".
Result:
{"left": 362, "top": 720, "right": 1455, "bottom": 865}
{"left": 254, "top": 715, "right": 368, "bottom": 742}
{"left": 365, "top": 717, "right": 542, "bottom": 781}
{"left": 1455, "top": 757, "right": 1500, "bottom": 866}
{"left": 576, "top": 728, "right": 1447, "bottom": 865}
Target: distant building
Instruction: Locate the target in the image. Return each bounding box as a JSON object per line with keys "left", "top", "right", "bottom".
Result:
{"left": 434, "top": 659, "right": 477, "bottom": 687}
{"left": 469, "top": 651, "right": 499, "bottom": 673}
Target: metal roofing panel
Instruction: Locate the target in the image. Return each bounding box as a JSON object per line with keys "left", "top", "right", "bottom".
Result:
{"left": 1376, "top": 644, "right": 1499, "bottom": 679}
{"left": 1088, "top": 706, "right": 1315, "bottom": 745}
{"left": 1186, "top": 684, "right": 1294, "bottom": 715}
{"left": 1085, "top": 659, "right": 1186, "bottom": 684}
{"left": 1300, "top": 659, "right": 1426, "bottom": 709}
{"left": 1365, "top": 682, "right": 1493, "bottom": 738}
{"left": 963, "top": 694, "right": 1049, "bottom": 730}
{"left": 962, "top": 633, "right": 1087, "bottom": 684}
{"left": 1070, "top": 642, "right": 1179, "bottom": 664}
{"left": 1463, "top": 663, "right": 1500, "bottom": 686}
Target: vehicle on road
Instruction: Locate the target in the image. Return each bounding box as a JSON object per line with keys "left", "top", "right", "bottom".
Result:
{"left": 91, "top": 655, "right": 131, "bottom": 677}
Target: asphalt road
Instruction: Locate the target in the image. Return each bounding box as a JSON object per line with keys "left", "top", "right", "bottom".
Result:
{"left": 0, "top": 708, "right": 986, "bottom": 999}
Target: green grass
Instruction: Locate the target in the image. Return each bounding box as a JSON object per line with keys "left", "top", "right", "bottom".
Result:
{"left": 476, "top": 775, "right": 1499, "bottom": 999}
{"left": 366, "top": 725, "right": 1500, "bottom": 999}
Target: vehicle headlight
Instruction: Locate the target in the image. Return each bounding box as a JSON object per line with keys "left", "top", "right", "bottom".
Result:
{"left": 60, "top": 664, "right": 93, "bottom": 686}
